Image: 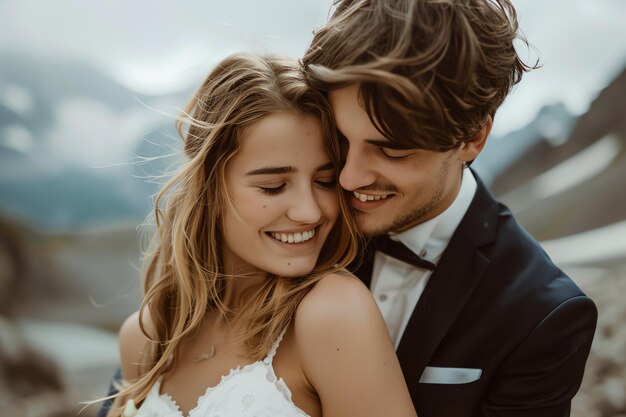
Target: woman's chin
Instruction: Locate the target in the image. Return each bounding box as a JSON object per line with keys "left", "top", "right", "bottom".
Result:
{"left": 268, "top": 260, "right": 317, "bottom": 279}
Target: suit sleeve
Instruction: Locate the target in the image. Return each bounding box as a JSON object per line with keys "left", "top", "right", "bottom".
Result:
{"left": 97, "top": 366, "right": 122, "bottom": 417}
{"left": 482, "top": 295, "right": 597, "bottom": 417}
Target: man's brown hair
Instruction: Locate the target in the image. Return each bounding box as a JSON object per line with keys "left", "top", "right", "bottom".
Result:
{"left": 303, "top": 0, "right": 535, "bottom": 151}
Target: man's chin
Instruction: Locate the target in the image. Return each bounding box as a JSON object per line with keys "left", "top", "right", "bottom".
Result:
{"left": 356, "top": 212, "right": 393, "bottom": 238}
{"left": 357, "top": 208, "right": 428, "bottom": 237}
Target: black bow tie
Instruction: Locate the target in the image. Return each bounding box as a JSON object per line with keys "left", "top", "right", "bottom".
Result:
{"left": 374, "top": 236, "right": 436, "bottom": 271}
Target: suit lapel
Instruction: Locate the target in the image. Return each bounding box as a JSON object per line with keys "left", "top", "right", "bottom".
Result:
{"left": 396, "top": 175, "right": 498, "bottom": 384}
{"left": 395, "top": 235, "right": 489, "bottom": 383}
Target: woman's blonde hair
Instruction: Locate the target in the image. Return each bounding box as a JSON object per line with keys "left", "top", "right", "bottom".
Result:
{"left": 105, "top": 53, "right": 360, "bottom": 415}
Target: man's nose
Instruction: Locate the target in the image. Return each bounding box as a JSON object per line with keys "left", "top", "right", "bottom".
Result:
{"left": 339, "top": 148, "right": 376, "bottom": 191}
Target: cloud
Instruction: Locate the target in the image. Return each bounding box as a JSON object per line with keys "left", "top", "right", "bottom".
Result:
{"left": 1, "top": 0, "right": 624, "bottom": 136}
{"left": 0, "top": 0, "right": 330, "bottom": 94}
{"left": 44, "top": 98, "right": 160, "bottom": 167}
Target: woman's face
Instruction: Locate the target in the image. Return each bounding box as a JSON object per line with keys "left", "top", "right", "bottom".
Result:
{"left": 222, "top": 111, "right": 339, "bottom": 278}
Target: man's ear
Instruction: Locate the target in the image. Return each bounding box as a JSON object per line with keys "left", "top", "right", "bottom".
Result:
{"left": 458, "top": 115, "right": 493, "bottom": 162}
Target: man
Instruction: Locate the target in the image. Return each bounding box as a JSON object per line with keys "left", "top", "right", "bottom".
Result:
{"left": 301, "top": 0, "right": 596, "bottom": 416}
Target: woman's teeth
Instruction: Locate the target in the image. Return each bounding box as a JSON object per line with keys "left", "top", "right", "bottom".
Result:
{"left": 353, "top": 191, "right": 389, "bottom": 202}
{"left": 270, "top": 229, "right": 316, "bottom": 244}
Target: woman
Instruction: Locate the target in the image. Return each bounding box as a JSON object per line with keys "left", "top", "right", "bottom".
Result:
{"left": 106, "top": 54, "right": 416, "bottom": 417}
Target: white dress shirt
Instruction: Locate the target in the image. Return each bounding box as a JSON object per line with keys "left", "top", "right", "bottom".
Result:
{"left": 370, "top": 169, "right": 478, "bottom": 348}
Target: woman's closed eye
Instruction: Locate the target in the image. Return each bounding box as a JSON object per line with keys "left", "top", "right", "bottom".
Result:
{"left": 315, "top": 177, "right": 337, "bottom": 189}
{"left": 257, "top": 177, "right": 335, "bottom": 195}
{"left": 258, "top": 183, "right": 286, "bottom": 195}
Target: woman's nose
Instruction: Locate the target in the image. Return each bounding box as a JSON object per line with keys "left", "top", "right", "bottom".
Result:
{"left": 287, "top": 187, "right": 322, "bottom": 224}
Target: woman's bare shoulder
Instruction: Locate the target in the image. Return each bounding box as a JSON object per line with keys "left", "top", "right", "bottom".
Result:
{"left": 294, "top": 270, "right": 385, "bottom": 343}
{"left": 291, "top": 272, "right": 416, "bottom": 416}
{"left": 118, "top": 309, "right": 153, "bottom": 382}
{"left": 297, "top": 270, "right": 374, "bottom": 316}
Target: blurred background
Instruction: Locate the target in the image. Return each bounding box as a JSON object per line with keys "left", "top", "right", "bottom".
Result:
{"left": 0, "top": 0, "right": 625, "bottom": 416}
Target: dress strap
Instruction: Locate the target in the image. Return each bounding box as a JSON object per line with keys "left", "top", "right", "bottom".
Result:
{"left": 263, "top": 324, "right": 290, "bottom": 365}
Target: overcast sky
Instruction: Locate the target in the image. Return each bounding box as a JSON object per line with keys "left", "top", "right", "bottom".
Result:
{"left": 1, "top": 0, "right": 625, "bottom": 138}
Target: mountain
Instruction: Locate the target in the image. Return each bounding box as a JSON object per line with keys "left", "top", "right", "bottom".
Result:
{"left": 473, "top": 102, "right": 575, "bottom": 187}
{"left": 0, "top": 166, "right": 149, "bottom": 230}
{"left": 131, "top": 122, "right": 184, "bottom": 199}
{"left": 566, "top": 66, "right": 626, "bottom": 151}
{"left": 0, "top": 51, "right": 191, "bottom": 231}
{"left": 491, "top": 66, "right": 626, "bottom": 195}
{"left": 0, "top": 49, "right": 149, "bottom": 119}
{"left": 496, "top": 66, "right": 626, "bottom": 240}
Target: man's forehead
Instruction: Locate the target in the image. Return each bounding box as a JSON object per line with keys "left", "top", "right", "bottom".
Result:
{"left": 329, "top": 85, "right": 386, "bottom": 139}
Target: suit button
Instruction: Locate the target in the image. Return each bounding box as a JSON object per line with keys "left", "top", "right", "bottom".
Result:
{"left": 379, "top": 294, "right": 388, "bottom": 302}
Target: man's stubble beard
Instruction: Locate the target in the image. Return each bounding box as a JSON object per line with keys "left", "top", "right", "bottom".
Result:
{"left": 359, "top": 186, "right": 443, "bottom": 237}
{"left": 359, "top": 155, "right": 454, "bottom": 238}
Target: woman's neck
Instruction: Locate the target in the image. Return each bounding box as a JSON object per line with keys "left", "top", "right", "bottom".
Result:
{"left": 221, "top": 274, "right": 264, "bottom": 310}
{"left": 220, "top": 257, "right": 266, "bottom": 311}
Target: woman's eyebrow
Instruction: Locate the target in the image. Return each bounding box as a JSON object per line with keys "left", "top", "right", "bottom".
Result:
{"left": 246, "top": 162, "right": 335, "bottom": 176}
{"left": 316, "top": 162, "right": 335, "bottom": 172}
{"left": 245, "top": 166, "right": 297, "bottom": 176}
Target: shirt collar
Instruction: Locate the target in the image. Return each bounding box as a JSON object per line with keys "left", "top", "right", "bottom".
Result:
{"left": 389, "top": 168, "right": 477, "bottom": 263}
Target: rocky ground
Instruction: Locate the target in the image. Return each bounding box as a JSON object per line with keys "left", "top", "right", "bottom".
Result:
{"left": 571, "top": 261, "right": 626, "bottom": 417}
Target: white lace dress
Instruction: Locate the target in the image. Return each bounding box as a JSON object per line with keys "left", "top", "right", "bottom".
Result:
{"left": 128, "top": 327, "right": 310, "bottom": 417}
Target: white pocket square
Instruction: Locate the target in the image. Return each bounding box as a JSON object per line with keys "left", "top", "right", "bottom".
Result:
{"left": 419, "top": 366, "right": 482, "bottom": 384}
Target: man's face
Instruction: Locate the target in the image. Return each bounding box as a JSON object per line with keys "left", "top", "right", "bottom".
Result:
{"left": 328, "top": 84, "right": 465, "bottom": 237}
